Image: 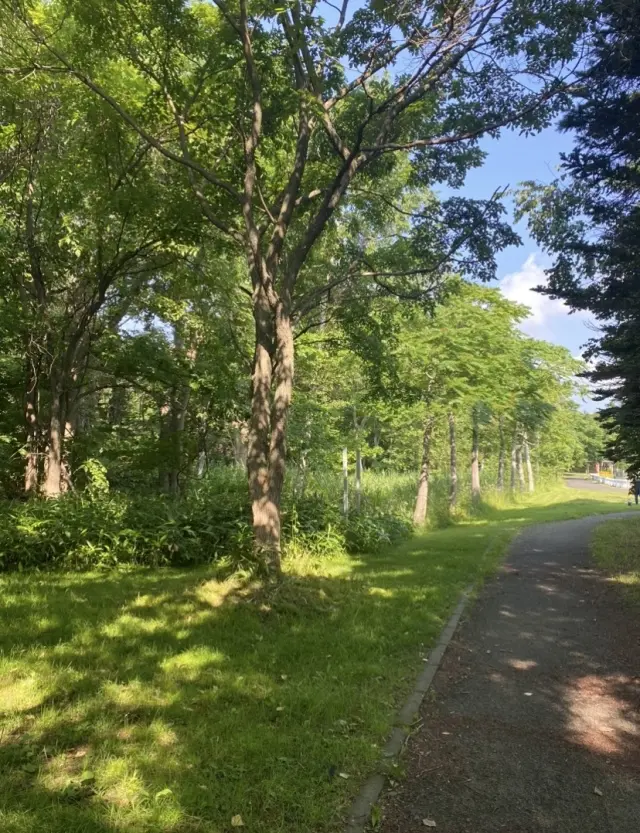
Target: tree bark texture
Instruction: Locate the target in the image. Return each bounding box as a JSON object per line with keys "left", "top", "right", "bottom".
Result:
{"left": 413, "top": 415, "right": 434, "bottom": 526}
{"left": 246, "top": 288, "right": 294, "bottom": 574}
{"left": 448, "top": 412, "right": 458, "bottom": 512}
{"left": 510, "top": 431, "right": 518, "bottom": 492}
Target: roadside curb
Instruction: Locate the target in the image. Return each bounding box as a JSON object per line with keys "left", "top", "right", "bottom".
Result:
{"left": 345, "top": 584, "right": 473, "bottom": 833}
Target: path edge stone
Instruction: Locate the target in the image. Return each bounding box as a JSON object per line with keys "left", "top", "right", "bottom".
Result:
{"left": 344, "top": 584, "right": 473, "bottom": 833}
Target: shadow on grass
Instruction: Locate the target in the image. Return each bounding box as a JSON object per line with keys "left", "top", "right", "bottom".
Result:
{"left": 0, "top": 527, "right": 498, "bottom": 833}
{"left": 0, "top": 490, "right": 637, "bottom": 833}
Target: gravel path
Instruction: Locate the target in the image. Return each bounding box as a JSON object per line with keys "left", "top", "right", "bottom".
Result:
{"left": 378, "top": 515, "right": 640, "bottom": 833}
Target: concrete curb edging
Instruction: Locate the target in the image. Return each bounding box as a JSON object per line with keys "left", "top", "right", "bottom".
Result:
{"left": 345, "top": 585, "right": 473, "bottom": 833}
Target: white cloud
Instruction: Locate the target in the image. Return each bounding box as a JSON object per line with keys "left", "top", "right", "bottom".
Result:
{"left": 499, "top": 255, "right": 576, "bottom": 334}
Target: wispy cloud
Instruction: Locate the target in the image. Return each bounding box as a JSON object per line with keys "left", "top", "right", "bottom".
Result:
{"left": 499, "top": 255, "right": 580, "bottom": 335}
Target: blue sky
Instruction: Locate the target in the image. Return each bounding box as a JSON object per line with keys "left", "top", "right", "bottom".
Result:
{"left": 442, "top": 125, "right": 598, "bottom": 411}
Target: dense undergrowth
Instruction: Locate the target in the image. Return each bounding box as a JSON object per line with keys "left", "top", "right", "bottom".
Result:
{"left": 0, "top": 466, "right": 567, "bottom": 571}
{"left": 0, "top": 469, "right": 415, "bottom": 571}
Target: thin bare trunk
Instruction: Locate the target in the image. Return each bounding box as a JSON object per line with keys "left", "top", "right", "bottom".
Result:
{"left": 523, "top": 431, "right": 534, "bottom": 492}
{"left": 342, "top": 448, "right": 349, "bottom": 517}
{"left": 448, "top": 412, "right": 457, "bottom": 512}
{"left": 471, "top": 407, "right": 481, "bottom": 503}
{"left": 413, "top": 416, "right": 434, "bottom": 526}
{"left": 355, "top": 448, "right": 363, "bottom": 513}
{"left": 497, "top": 416, "right": 505, "bottom": 491}
{"left": 510, "top": 430, "right": 517, "bottom": 492}
{"left": 232, "top": 421, "right": 249, "bottom": 468}
{"left": 516, "top": 443, "right": 526, "bottom": 491}
{"left": 158, "top": 402, "right": 171, "bottom": 491}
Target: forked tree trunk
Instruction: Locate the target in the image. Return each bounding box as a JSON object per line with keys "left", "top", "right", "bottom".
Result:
{"left": 413, "top": 415, "right": 434, "bottom": 526}
{"left": 471, "top": 407, "right": 481, "bottom": 503}
{"left": 448, "top": 411, "right": 458, "bottom": 512}
{"left": 497, "top": 416, "right": 505, "bottom": 491}
{"left": 510, "top": 430, "right": 518, "bottom": 492}
{"left": 516, "top": 443, "right": 526, "bottom": 491}
{"left": 523, "top": 431, "right": 535, "bottom": 493}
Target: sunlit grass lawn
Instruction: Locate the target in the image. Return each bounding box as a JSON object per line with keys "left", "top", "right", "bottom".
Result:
{"left": 592, "top": 514, "right": 640, "bottom": 605}
{"left": 0, "top": 483, "right": 635, "bottom": 833}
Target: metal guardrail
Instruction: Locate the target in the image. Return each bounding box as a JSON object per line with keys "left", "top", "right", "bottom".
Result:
{"left": 589, "top": 474, "right": 630, "bottom": 489}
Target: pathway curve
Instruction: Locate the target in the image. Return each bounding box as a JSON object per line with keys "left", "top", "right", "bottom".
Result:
{"left": 378, "top": 514, "right": 640, "bottom": 833}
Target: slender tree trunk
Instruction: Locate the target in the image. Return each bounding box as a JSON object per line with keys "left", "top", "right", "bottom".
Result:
{"left": 342, "top": 447, "right": 349, "bottom": 518}
{"left": 471, "top": 407, "right": 481, "bottom": 503}
{"left": 448, "top": 411, "right": 457, "bottom": 512}
{"left": 523, "top": 431, "right": 535, "bottom": 493}
{"left": 510, "top": 430, "right": 518, "bottom": 492}
{"left": 24, "top": 362, "right": 39, "bottom": 495}
{"left": 516, "top": 443, "right": 526, "bottom": 491}
{"left": 413, "top": 416, "right": 434, "bottom": 526}
{"left": 497, "top": 416, "right": 505, "bottom": 491}
{"left": 42, "top": 380, "right": 63, "bottom": 497}
{"left": 231, "top": 421, "right": 249, "bottom": 468}
{"left": 158, "top": 401, "right": 171, "bottom": 492}
{"left": 355, "top": 448, "right": 363, "bottom": 513}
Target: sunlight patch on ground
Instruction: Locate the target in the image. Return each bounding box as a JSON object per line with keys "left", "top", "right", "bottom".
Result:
{"left": 565, "top": 674, "right": 640, "bottom": 757}
{"left": 161, "top": 647, "right": 225, "bottom": 681}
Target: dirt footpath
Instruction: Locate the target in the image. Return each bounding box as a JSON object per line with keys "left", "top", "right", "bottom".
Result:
{"left": 378, "top": 515, "right": 640, "bottom": 833}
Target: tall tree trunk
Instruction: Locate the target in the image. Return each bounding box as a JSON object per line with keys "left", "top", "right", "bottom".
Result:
{"left": 413, "top": 415, "right": 434, "bottom": 526}
{"left": 448, "top": 411, "right": 458, "bottom": 512}
{"left": 246, "top": 290, "right": 292, "bottom": 574}
{"left": 523, "top": 431, "right": 535, "bottom": 493}
{"left": 510, "top": 430, "right": 518, "bottom": 492}
{"left": 516, "top": 443, "right": 526, "bottom": 491}
{"left": 24, "top": 362, "right": 39, "bottom": 495}
{"left": 42, "top": 380, "right": 63, "bottom": 497}
{"left": 471, "top": 407, "right": 481, "bottom": 503}
{"left": 497, "top": 416, "right": 505, "bottom": 491}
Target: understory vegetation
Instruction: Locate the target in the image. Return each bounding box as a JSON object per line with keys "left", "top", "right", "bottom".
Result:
{"left": 0, "top": 484, "right": 633, "bottom": 833}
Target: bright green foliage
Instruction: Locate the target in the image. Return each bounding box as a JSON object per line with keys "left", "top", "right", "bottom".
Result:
{"left": 0, "top": 470, "right": 413, "bottom": 571}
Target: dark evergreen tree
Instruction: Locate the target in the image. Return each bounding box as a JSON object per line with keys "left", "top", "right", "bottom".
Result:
{"left": 520, "top": 0, "right": 640, "bottom": 470}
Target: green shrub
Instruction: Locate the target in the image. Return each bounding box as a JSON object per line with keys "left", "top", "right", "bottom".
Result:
{"left": 0, "top": 469, "right": 414, "bottom": 572}
{"left": 0, "top": 477, "right": 253, "bottom": 571}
